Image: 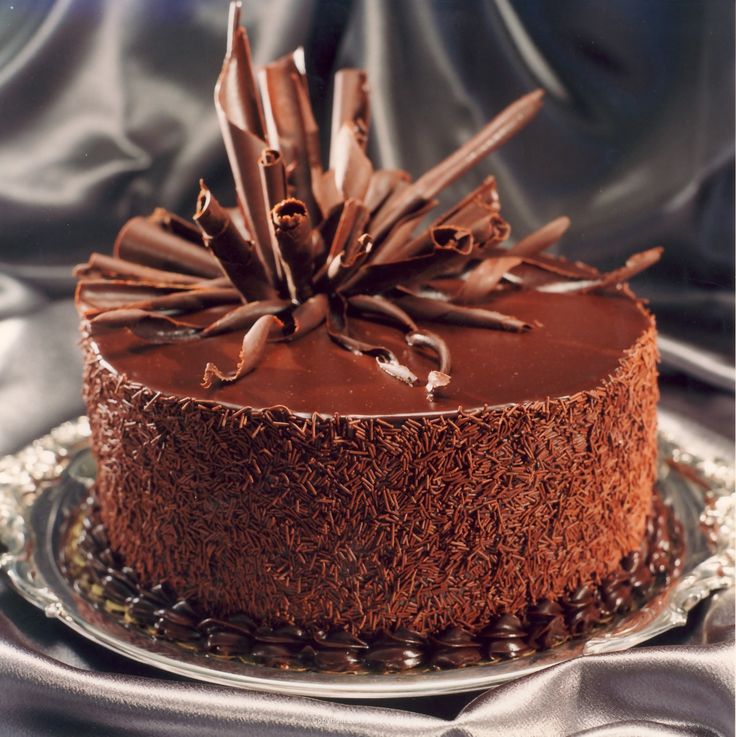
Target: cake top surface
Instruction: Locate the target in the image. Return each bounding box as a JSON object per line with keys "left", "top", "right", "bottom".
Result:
{"left": 90, "top": 287, "right": 652, "bottom": 417}
{"left": 75, "top": 1, "right": 660, "bottom": 414}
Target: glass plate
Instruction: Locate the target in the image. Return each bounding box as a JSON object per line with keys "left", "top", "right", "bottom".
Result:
{"left": 0, "top": 415, "right": 733, "bottom": 699}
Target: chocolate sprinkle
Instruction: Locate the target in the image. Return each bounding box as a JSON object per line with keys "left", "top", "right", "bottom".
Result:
{"left": 60, "top": 491, "right": 684, "bottom": 674}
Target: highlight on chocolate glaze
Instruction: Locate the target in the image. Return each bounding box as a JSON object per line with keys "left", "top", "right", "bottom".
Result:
{"left": 73, "top": 0, "right": 662, "bottom": 399}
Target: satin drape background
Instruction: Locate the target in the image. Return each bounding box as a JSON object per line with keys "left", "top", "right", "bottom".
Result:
{"left": 0, "top": 1, "right": 733, "bottom": 735}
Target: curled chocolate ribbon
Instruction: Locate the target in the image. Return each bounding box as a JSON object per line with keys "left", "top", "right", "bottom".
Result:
{"left": 74, "top": 0, "right": 662, "bottom": 392}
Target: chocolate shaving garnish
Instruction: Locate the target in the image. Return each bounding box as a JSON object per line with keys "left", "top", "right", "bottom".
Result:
{"left": 258, "top": 149, "right": 288, "bottom": 209}
{"left": 327, "top": 296, "right": 419, "bottom": 386}
{"left": 319, "top": 206, "right": 371, "bottom": 289}
{"left": 258, "top": 50, "right": 321, "bottom": 222}
{"left": 363, "top": 169, "right": 410, "bottom": 214}
{"left": 332, "top": 123, "right": 373, "bottom": 201}
{"left": 151, "top": 207, "right": 205, "bottom": 243}
{"left": 74, "top": 253, "right": 202, "bottom": 286}
{"left": 215, "top": 18, "right": 278, "bottom": 286}
{"left": 394, "top": 291, "right": 531, "bottom": 332}
{"left": 507, "top": 215, "right": 571, "bottom": 258}
{"left": 75, "top": 14, "right": 664, "bottom": 393}
{"left": 370, "top": 199, "right": 441, "bottom": 264}
{"left": 89, "top": 309, "right": 200, "bottom": 342}
{"left": 454, "top": 256, "right": 522, "bottom": 305}
{"left": 278, "top": 293, "right": 327, "bottom": 342}
{"left": 114, "top": 216, "right": 220, "bottom": 278}
{"left": 201, "top": 314, "right": 283, "bottom": 387}
{"left": 195, "top": 181, "right": 276, "bottom": 301}
{"left": 350, "top": 226, "right": 473, "bottom": 295}
{"left": 271, "top": 198, "right": 315, "bottom": 301}
{"left": 330, "top": 68, "right": 370, "bottom": 164}
{"left": 349, "top": 295, "right": 451, "bottom": 393}
{"left": 201, "top": 299, "right": 291, "bottom": 338}
{"left": 76, "top": 281, "right": 179, "bottom": 315}
{"left": 370, "top": 89, "right": 544, "bottom": 240}
{"left": 433, "top": 177, "right": 501, "bottom": 228}
{"left": 538, "top": 247, "right": 663, "bottom": 294}
{"left": 80, "top": 285, "right": 241, "bottom": 319}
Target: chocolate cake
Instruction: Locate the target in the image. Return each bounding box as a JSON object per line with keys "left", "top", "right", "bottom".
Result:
{"left": 71, "top": 3, "right": 680, "bottom": 671}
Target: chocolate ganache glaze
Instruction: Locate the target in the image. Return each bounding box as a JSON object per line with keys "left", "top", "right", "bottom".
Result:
{"left": 89, "top": 288, "right": 651, "bottom": 416}
{"left": 75, "top": 1, "right": 667, "bottom": 650}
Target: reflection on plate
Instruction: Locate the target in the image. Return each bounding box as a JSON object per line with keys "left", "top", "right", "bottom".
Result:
{"left": 0, "top": 416, "right": 733, "bottom": 699}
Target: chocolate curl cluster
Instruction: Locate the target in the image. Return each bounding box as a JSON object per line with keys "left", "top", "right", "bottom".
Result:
{"left": 271, "top": 198, "right": 315, "bottom": 302}
{"left": 75, "top": 1, "right": 664, "bottom": 396}
{"left": 215, "top": 2, "right": 279, "bottom": 287}
{"left": 194, "top": 181, "right": 276, "bottom": 302}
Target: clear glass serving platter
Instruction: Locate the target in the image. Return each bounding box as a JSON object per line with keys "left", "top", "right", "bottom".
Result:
{"left": 0, "top": 415, "right": 733, "bottom": 699}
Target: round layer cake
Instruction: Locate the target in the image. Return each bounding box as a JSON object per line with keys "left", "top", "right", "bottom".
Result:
{"left": 81, "top": 284, "right": 658, "bottom": 635}
{"left": 73, "top": 4, "right": 666, "bottom": 661}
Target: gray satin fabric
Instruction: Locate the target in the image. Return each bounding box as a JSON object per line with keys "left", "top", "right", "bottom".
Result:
{"left": 0, "top": 1, "right": 734, "bottom": 734}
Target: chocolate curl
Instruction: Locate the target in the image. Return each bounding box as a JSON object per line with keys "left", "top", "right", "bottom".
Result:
{"left": 202, "top": 299, "right": 291, "bottom": 338}
{"left": 257, "top": 149, "right": 288, "bottom": 291}
{"left": 507, "top": 215, "right": 571, "bottom": 257}
{"left": 258, "top": 50, "right": 322, "bottom": 222}
{"left": 78, "top": 283, "right": 240, "bottom": 318}
{"left": 76, "top": 281, "right": 178, "bottom": 315}
{"left": 329, "top": 69, "right": 370, "bottom": 168}
{"left": 348, "top": 294, "right": 418, "bottom": 332}
{"left": 271, "top": 198, "right": 315, "bottom": 302}
{"left": 215, "top": 19, "right": 279, "bottom": 286}
{"left": 537, "top": 247, "right": 663, "bottom": 294}
{"left": 454, "top": 256, "right": 521, "bottom": 305}
{"left": 428, "top": 180, "right": 508, "bottom": 256}
{"left": 370, "top": 199, "right": 439, "bottom": 265}
{"left": 89, "top": 308, "right": 200, "bottom": 342}
{"left": 258, "top": 149, "right": 287, "bottom": 209}
{"left": 370, "top": 89, "right": 544, "bottom": 240}
{"left": 393, "top": 291, "right": 532, "bottom": 332}
{"left": 332, "top": 124, "right": 373, "bottom": 201}
{"left": 194, "top": 182, "right": 277, "bottom": 301}
{"left": 312, "top": 199, "right": 369, "bottom": 286}
{"left": 113, "top": 216, "right": 221, "bottom": 278}
{"left": 202, "top": 314, "right": 283, "bottom": 388}
{"left": 349, "top": 226, "right": 473, "bottom": 295}
{"left": 328, "top": 234, "right": 374, "bottom": 290}
{"left": 470, "top": 215, "right": 512, "bottom": 258}
{"left": 278, "top": 293, "right": 327, "bottom": 342}
{"left": 363, "top": 169, "right": 410, "bottom": 214}
{"left": 349, "top": 294, "right": 452, "bottom": 395}
{"left": 328, "top": 199, "right": 370, "bottom": 264}
{"left": 151, "top": 207, "right": 204, "bottom": 243}
{"left": 518, "top": 254, "right": 598, "bottom": 279}
{"left": 406, "top": 332, "right": 452, "bottom": 397}
{"left": 311, "top": 170, "right": 344, "bottom": 219}
{"left": 453, "top": 216, "right": 572, "bottom": 302}
{"left": 74, "top": 254, "right": 202, "bottom": 286}
{"left": 434, "top": 177, "right": 501, "bottom": 226}
{"left": 327, "top": 296, "right": 418, "bottom": 386}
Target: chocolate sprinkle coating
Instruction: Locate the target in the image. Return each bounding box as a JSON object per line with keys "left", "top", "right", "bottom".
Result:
{"left": 59, "top": 492, "right": 684, "bottom": 674}
{"left": 81, "top": 313, "right": 658, "bottom": 636}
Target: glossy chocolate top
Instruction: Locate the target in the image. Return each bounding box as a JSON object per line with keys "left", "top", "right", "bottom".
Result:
{"left": 90, "top": 287, "right": 652, "bottom": 417}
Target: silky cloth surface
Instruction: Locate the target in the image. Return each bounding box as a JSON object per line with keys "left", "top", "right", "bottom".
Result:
{"left": 0, "top": 1, "right": 733, "bottom": 735}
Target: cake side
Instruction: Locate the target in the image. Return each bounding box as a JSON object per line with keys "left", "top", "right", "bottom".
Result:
{"left": 82, "top": 308, "right": 658, "bottom": 636}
